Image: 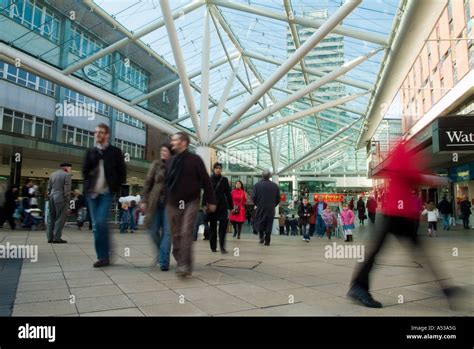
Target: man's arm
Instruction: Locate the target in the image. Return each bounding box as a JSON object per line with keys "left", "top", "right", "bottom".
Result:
{"left": 142, "top": 162, "right": 157, "bottom": 205}
{"left": 225, "top": 178, "right": 233, "bottom": 209}
{"left": 47, "top": 175, "right": 52, "bottom": 197}
{"left": 64, "top": 173, "right": 72, "bottom": 202}
{"left": 197, "top": 157, "right": 216, "bottom": 206}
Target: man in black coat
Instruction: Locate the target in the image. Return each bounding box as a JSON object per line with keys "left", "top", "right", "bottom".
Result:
{"left": 252, "top": 170, "right": 280, "bottom": 246}
{"left": 82, "top": 123, "right": 127, "bottom": 268}
{"left": 203, "top": 162, "right": 232, "bottom": 253}
{"left": 0, "top": 185, "right": 19, "bottom": 229}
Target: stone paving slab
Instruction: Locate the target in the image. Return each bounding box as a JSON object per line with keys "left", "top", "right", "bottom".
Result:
{"left": 0, "top": 223, "right": 470, "bottom": 317}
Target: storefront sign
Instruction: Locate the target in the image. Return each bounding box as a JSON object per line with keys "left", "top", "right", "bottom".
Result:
{"left": 280, "top": 194, "right": 286, "bottom": 202}
{"left": 432, "top": 116, "right": 474, "bottom": 153}
{"left": 448, "top": 162, "right": 474, "bottom": 181}
{"left": 313, "top": 193, "right": 345, "bottom": 203}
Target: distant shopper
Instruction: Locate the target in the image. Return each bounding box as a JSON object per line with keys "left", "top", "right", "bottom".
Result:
{"left": 252, "top": 170, "right": 280, "bottom": 246}
{"left": 289, "top": 214, "right": 298, "bottom": 236}
{"left": 142, "top": 142, "right": 172, "bottom": 271}
{"left": 437, "top": 196, "right": 453, "bottom": 231}
{"left": 348, "top": 198, "right": 354, "bottom": 211}
{"left": 46, "top": 163, "right": 72, "bottom": 243}
{"left": 204, "top": 162, "right": 232, "bottom": 253}
{"left": 285, "top": 215, "right": 290, "bottom": 235}
{"left": 460, "top": 196, "right": 472, "bottom": 229}
{"left": 0, "top": 185, "right": 19, "bottom": 229}
{"left": 357, "top": 197, "right": 366, "bottom": 225}
{"left": 341, "top": 203, "right": 355, "bottom": 242}
{"left": 366, "top": 196, "right": 377, "bottom": 224}
{"left": 72, "top": 189, "right": 86, "bottom": 229}
{"left": 166, "top": 132, "right": 216, "bottom": 277}
{"left": 230, "top": 180, "right": 247, "bottom": 239}
{"left": 308, "top": 205, "right": 316, "bottom": 237}
{"left": 83, "top": 123, "right": 127, "bottom": 268}
{"left": 422, "top": 202, "right": 439, "bottom": 237}
{"left": 321, "top": 206, "right": 336, "bottom": 239}
{"left": 313, "top": 197, "right": 327, "bottom": 237}
{"left": 298, "top": 197, "right": 313, "bottom": 242}
{"left": 129, "top": 200, "right": 137, "bottom": 233}
{"left": 278, "top": 214, "right": 286, "bottom": 235}
{"left": 21, "top": 179, "right": 34, "bottom": 210}
{"left": 119, "top": 202, "right": 130, "bottom": 234}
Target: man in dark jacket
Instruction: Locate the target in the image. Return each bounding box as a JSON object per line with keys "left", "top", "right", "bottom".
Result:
{"left": 252, "top": 170, "right": 280, "bottom": 246}
{"left": 82, "top": 123, "right": 126, "bottom": 268}
{"left": 437, "top": 196, "right": 453, "bottom": 230}
{"left": 203, "top": 162, "right": 232, "bottom": 253}
{"left": 0, "top": 185, "right": 18, "bottom": 229}
{"left": 166, "top": 132, "right": 216, "bottom": 277}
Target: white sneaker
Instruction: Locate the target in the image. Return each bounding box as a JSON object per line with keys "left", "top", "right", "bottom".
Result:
{"left": 302, "top": 237, "right": 306, "bottom": 241}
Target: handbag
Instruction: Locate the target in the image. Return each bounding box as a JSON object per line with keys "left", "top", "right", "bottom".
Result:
{"left": 233, "top": 205, "right": 240, "bottom": 214}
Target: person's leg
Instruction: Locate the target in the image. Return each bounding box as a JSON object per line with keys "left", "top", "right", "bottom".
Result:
{"left": 88, "top": 193, "right": 113, "bottom": 261}
{"left": 218, "top": 218, "right": 228, "bottom": 252}
{"left": 232, "top": 221, "right": 238, "bottom": 238}
{"left": 209, "top": 218, "right": 218, "bottom": 251}
{"left": 53, "top": 202, "right": 67, "bottom": 241}
{"left": 166, "top": 203, "right": 183, "bottom": 269}
{"left": 179, "top": 200, "right": 199, "bottom": 274}
{"left": 159, "top": 208, "right": 171, "bottom": 269}
{"left": 149, "top": 208, "right": 162, "bottom": 255}
{"left": 237, "top": 222, "right": 242, "bottom": 238}
{"left": 433, "top": 222, "right": 437, "bottom": 237}
{"left": 264, "top": 217, "right": 273, "bottom": 245}
{"left": 302, "top": 224, "right": 308, "bottom": 240}
{"left": 46, "top": 198, "right": 56, "bottom": 242}
{"left": 6, "top": 209, "right": 15, "bottom": 229}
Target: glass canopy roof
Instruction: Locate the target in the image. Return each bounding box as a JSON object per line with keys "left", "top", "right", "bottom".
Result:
{"left": 5, "top": 0, "right": 403, "bottom": 175}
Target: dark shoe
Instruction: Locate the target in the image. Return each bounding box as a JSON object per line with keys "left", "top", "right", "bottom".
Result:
{"left": 221, "top": 249, "right": 228, "bottom": 254}
{"left": 347, "top": 285, "right": 382, "bottom": 308}
{"left": 259, "top": 238, "right": 264, "bottom": 244}
{"left": 47, "top": 240, "right": 53, "bottom": 243}
{"left": 443, "top": 286, "right": 466, "bottom": 311}
{"left": 52, "top": 239, "right": 67, "bottom": 243}
{"left": 264, "top": 242, "right": 270, "bottom": 246}
{"left": 211, "top": 249, "right": 217, "bottom": 252}
{"left": 93, "top": 258, "right": 110, "bottom": 268}
{"left": 160, "top": 265, "right": 169, "bottom": 271}
{"left": 237, "top": 235, "right": 240, "bottom": 239}
{"left": 130, "top": 230, "right": 134, "bottom": 234}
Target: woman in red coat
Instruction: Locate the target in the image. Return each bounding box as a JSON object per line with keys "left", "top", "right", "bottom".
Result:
{"left": 229, "top": 180, "right": 247, "bottom": 239}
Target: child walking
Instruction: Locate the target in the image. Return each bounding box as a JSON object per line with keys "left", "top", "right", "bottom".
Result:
{"left": 321, "top": 206, "right": 336, "bottom": 240}
{"left": 422, "top": 202, "right": 439, "bottom": 237}
{"left": 119, "top": 202, "right": 131, "bottom": 234}
{"left": 340, "top": 203, "right": 355, "bottom": 242}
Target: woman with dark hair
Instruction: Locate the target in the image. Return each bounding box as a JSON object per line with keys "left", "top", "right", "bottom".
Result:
{"left": 229, "top": 180, "right": 247, "bottom": 239}
{"left": 142, "top": 142, "right": 172, "bottom": 271}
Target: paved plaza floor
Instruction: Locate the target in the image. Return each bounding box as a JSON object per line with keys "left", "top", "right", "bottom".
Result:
{"left": 1, "top": 222, "right": 473, "bottom": 317}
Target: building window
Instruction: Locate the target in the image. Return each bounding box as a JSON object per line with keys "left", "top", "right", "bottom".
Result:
{"left": 64, "top": 88, "right": 108, "bottom": 116}
{"left": 1, "top": 60, "right": 55, "bottom": 96}
{"left": 2, "top": 108, "right": 52, "bottom": 139}
{"left": 115, "top": 138, "right": 145, "bottom": 160}
{"left": 115, "top": 56, "right": 149, "bottom": 92}
{"left": 2, "top": 0, "right": 60, "bottom": 43}
{"left": 116, "top": 110, "right": 144, "bottom": 129}
{"left": 62, "top": 125, "right": 94, "bottom": 148}
{"left": 69, "top": 25, "right": 110, "bottom": 71}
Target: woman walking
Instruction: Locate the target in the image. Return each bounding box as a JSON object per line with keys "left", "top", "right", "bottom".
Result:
{"left": 142, "top": 143, "right": 172, "bottom": 271}
{"left": 229, "top": 180, "right": 247, "bottom": 239}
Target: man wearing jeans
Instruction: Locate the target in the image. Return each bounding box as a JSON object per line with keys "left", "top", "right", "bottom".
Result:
{"left": 82, "top": 123, "right": 126, "bottom": 268}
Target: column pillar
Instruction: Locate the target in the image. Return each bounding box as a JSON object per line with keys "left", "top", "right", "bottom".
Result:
{"left": 195, "top": 146, "right": 216, "bottom": 174}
